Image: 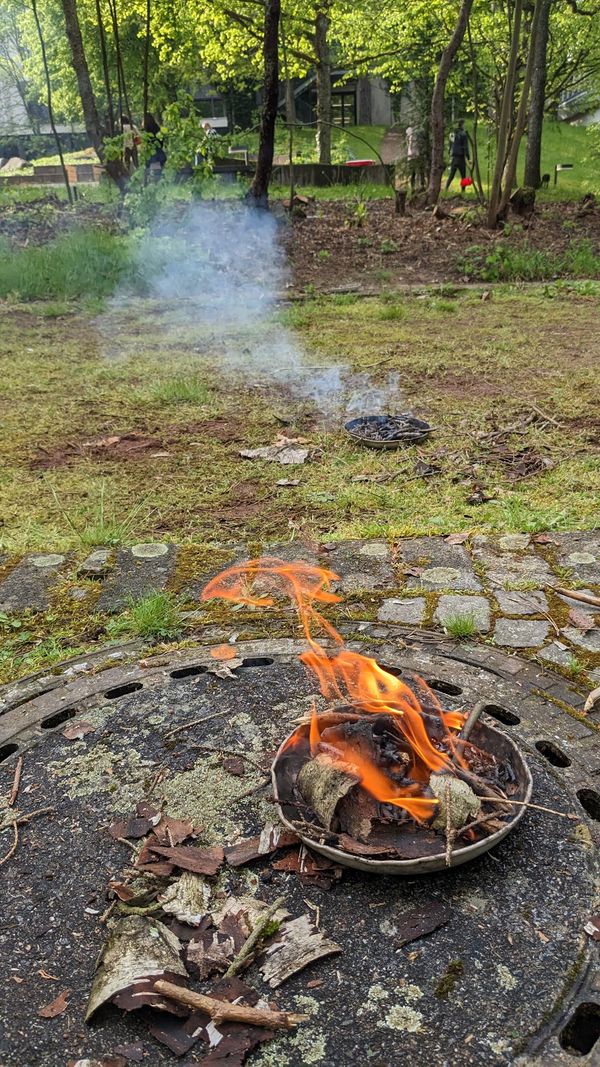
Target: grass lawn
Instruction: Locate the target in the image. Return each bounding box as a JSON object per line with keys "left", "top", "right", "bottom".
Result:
{"left": 1, "top": 285, "right": 599, "bottom": 559}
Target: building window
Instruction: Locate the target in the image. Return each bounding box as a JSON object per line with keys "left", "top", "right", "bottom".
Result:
{"left": 331, "top": 91, "right": 357, "bottom": 127}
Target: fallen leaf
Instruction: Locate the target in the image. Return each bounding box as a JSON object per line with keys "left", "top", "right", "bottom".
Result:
{"left": 532, "top": 532, "right": 552, "bottom": 544}
{"left": 38, "top": 989, "right": 70, "bottom": 1018}
{"left": 108, "top": 881, "right": 136, "bottom": 902}
{"left": 37, "top": 969, "right": 60, "bottom": 980}
{"left": 222, "top": 757, "right": 245, "bottom": 777}
{"left": 394, "top": 901, "right": 452, "bottom": 947}
{"left": 146, "top": 844, "right": 224, "bottom": 876}
{"left": 445, "top": 533, "right": 469, "bottom": 545}
{"left": 584, "top": 686, "right": 600, "bottom": 715}
{"left": 210, "top": 644, "right": 238, "bottom": 660}
{"left": 584, "top": 915, "right": 600, "bottom": 940}
{"left": 62, "top": 721, "right": 95, "bottom": 740}
{"left": 569, "top": 608, "right": 595, "bottom": 632}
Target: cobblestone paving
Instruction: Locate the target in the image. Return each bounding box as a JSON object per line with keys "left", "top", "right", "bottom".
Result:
{"left": 0, "top": 533, "right": 599, "bottom": 682}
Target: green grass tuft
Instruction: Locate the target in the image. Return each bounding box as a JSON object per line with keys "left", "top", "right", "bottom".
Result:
{"left": 148, "top": 378, "right": 212, "bottom": 405}
{"left": 443, "top": 613, "right": 478, "bottom": 639}
{"left": 108, "top": 591, "right": 183, "bottom": 640}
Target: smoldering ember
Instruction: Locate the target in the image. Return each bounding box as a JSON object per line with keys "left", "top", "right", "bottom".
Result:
{"left": 1, "top": 2, "right": 600, "bottom": 1066}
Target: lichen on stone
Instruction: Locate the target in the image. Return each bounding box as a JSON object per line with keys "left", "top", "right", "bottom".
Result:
{"left": 496, "top": 964, "right": 518, "bottom": 990}
{"left": 161, "top": 755, "right": 272, "bottom": 843}
{"left": 48, "top": 742, "right": 154, "bottom": 807}
{"left": 377, "top": 1005, "right": 423, "bottom": 1032}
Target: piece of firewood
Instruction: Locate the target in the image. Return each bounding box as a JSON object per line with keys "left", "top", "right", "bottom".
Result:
{"left": 153, "top": 979, "right": 308, "bottom": 1029}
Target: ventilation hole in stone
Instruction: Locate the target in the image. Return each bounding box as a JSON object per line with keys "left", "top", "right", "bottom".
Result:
{"left": 380, "top": 664, "right": 403, "bottom": 679}
{"left": 41, "top": 708, "right": 77, "bottom": 729}
{"left": 577, "top": 789, "right": 600, "bottom": 822}
{"left": 104, "top": 682, "right": 143, "bottom": 699}
{"left": 559, "top": 1003, "right": 600, "bottom": 1056}
{"left": 170, "top": 665, "right": 208, "bottom": 680}
{"left": 482, "top": 704, "right": 521, "bottom": 726}
{"left": 535, "top": 740, "right": 571, "bottom": 767}
{"left": 426, "top": 679, "right": 463, "bottom": 696}
{"left": 0, "top": 743, "right": 19, "bottom": 763}
{"left": 237, "top": 657, "right": 275, "bottom": 668}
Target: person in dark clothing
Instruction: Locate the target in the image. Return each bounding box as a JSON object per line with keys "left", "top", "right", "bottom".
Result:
{"left": 445, "top": 120, "right": 471, "bottom": 190}
{"left": 143, "top": 112, "right": 167, "bottom": 176}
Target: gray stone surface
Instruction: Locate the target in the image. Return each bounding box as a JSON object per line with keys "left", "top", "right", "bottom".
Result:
{"left": 548, "top": 531, "right": 600, "bottom": 584}
{"left": 0, "top": 554, "right": 68, "bottom": 613}
{"left": 398, "top": 536, "right": 481, "bottom": 592}
{"left": 495, "top": 590, "right": 548, "bottom": 616}
{"left": 96, "top": 544, "right": 177, "bottom": 612}
{"left": 561, "top": 626, "right": 600, "bottom": 653}
{"left": 377, "top": 597, "right": 426, "bottom": 625}
{"left": 472, "top": 536, "right": 553, "bottom": 589}
{"left": 589, "top": 667, "right": 600, "bottom": 683}
{"left": 493, "top": 618, "right": 550, "bottom": 648}
{"left": 78, "top": 548, "right": 112, "bottom": 578}
{"left": 497, "top": 534, "right": 531, "bottom": 551}
{"left": 434, "top": 595, "right": 490, "bottom": 632}
{"left": 537, "top": 642, "right": 574, "bottom": 668}
{"left": 556, "top": 589, "right": 599, "bottom": 616}
{"left": 325, "top": 540, "right": 397, "bottom": 592}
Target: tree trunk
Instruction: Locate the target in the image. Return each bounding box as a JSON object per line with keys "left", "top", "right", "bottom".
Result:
{"left": 498, "top": 0, "right": 545, "bottom": 217}
{"left": 314, "top": 10, "right": 331, "bottom": 165}
{"left": 285, "top": 77, "right": 295, "bottom": 128}
{"left": 95, "top": 0, "right": 115, "bottom": 134}
{"left": 524, "top": 0, "right": 551, "bottom": 188}
{"left": 31, "top": 0, "right": 72, "bottom": 203}
{"left": 427, "top": 0, "right": 474, "bottom": 205}
{"left": 487, "top": 0, "right": 524, "bottom": 227}
{"left": 143, "top": 0, "right": 151, "bottom": 120}
{"left": 247, "top": 0, "right": 280, "bottom": 206}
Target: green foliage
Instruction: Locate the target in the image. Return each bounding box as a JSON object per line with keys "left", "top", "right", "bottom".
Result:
{"left": 147, "top": 377, "right": 212, "bottom": 404}
{"left": 442, "top": 614, "right": 477, "bottom": 639}
{"left": 107, "top": 591, "right": 183, "bottom": 640}
{"left": 380, "top": 238, "right": 399, "bottom": 255}
{"left": 0, "top": 230, "right": 128, "bottom": 300}
{"left": 459, "top": 239, "right": 600, "bottom": 282}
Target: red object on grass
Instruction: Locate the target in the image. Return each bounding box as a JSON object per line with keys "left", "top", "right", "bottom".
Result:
{"left": 460, "top": 176, "right": 473, "bottom": 188}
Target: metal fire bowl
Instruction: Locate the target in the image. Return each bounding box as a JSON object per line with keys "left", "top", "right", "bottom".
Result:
{"left": 344, "top": 414, "right": 431, "bottom": 449}
{"left": 272, "top": 710, "right": 533, "bottom": 875}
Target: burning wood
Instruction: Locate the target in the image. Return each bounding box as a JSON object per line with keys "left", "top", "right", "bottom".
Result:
{"left": 202, "top": 558, "right": 531, "bottom": 870}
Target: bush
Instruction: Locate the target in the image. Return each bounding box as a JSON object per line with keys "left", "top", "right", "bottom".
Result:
{"left": 459, "top": 238, "right": 600, "bottom": 281}
{"left": 0, "top": 229, "right": 129, "bottom": 300}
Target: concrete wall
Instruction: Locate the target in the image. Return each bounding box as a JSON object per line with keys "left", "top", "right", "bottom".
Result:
{"left": 369, "top": 77, "right": 394, "bottom": 126}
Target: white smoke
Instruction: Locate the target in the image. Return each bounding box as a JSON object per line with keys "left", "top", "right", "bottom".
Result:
{"left": 97, "top": 197, "right": 403, "bottom": 419}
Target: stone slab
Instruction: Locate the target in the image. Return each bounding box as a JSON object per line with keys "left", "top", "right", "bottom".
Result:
{"left": 96, "top": 543, "right": 177, "bottom": 613}
{"left": 398, "top": 536, "right": 481, "bottom": 592}
{"left": 0, "top": 554, "right": 68, "bottom": 613}
{"left": 494, "top": 618, "right": 550, "bottom": 648}
{"left": 325, "top": 540, "right": 397, "bottom": 593}
{"left": 377, "top": 597, "right": 426, "bottom": 625}
{"left": 78, "top": 548, "right": 112, "bottom": 579}
{"left": 556, "top": 589, "right": 599, "bottom": 616}
{"left": 561, "top": 626, "right": 600, "bottom": 653}
{"left": 537, "top": 642, "right": 574, "bottom": 668}
{"left": 549, "top": 531, "right": 600, "bottom": 585}
{"left": 434, "top": 595, "right": 490, "bottom": 632}
{"left": 471, "top": 535, "right": 554, "bottom": 589}
{"left": 497, "top": 534, "right": 531, "bottom": 551}
{"left": 495, "top": 590, "right": 548, "bottom": 616}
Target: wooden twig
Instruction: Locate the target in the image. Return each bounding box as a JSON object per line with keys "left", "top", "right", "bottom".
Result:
{"left": 189, "top": 745, "right": 269, "bottom": 775}
{"left": 0, "top": 823, "right": 19, "bottom": 867}
{"left": 235, "top": 777, "right": 271, "bottom": 800}
{"left": 456, "top": 812, "right": 503, "bottom": 838}
{"left": 526, "top": 402, "right": 563, "bottom": 428}
{"left": 116, "top": 837, "right": 140, "bottom": 853}
{"left": 164, "top": 708, "right": 231, "bottom": 739}
{"left": 482, "top": 797, "right": 578, "bottom": 819}
{"left": 224, "top": 895, "right": 286, "bottom": 979}
{"left": 7, "top": 757, "right": 23, "bottom": 807}
{"left": 444, "top": 779, "right": 456, "bottom": 868}
{"left": 555, "top": 587, "right": 600, "bottom": 609}
{"left": 153, "top": 979, "right": 308, "bottom": 1030}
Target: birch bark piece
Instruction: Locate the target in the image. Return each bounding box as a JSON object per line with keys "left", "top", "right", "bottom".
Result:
{"left": 159, "top": 872, "right": 212, "bottom": 925}
{"left": 85, "top": 916, "right": 187, "bottom": 1020}
{"left": 429, "top": 774, "right": 480, "bottom": 830}
{"left": 260, "top": 913, "right": 342, "bottom": 988}
{"left": 297, "top": 753, "right": 359, "bottom": 830}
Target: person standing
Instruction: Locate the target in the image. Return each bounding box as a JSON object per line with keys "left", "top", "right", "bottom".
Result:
{"left": 445, "top": 120, "right": 472, "bottom": 191}
{"left": 143, "top": 112, "right": 167, "bottom": 178}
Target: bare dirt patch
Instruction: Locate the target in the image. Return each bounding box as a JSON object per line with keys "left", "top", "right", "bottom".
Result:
{"left": 285, "top": 198, "right": 600, "bottom": 290}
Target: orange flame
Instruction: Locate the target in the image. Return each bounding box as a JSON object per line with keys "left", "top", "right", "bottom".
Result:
{"left": 202, "top": 557, "right": 467, "bottom": 824}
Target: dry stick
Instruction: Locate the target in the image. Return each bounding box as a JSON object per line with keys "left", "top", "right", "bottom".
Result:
{"left": 224, "top": 895, "right": 286, "bottom": 979}
{"left": 164, "top": 708, "right": 230, "bottom": 739}
{"left": 482, "top": 797, "right": 578, "bottom": 820}
{"left": 444, "top": 779, "right": 456, "bottom": 868}
{"left": 0, "top": 806, "right": 53, "bottom": 866}
{"left": 555, "top": 587, "right": 600, "bottom": 609}
{"left": 189, "top": 744, "right": 269, "bottom": 776}
{"left": 526, "top": 402, "right": 563, "bottom": 428}
{"left": 7, "top": 757, "right": 23, "bottom": 807}
{"left": 153, "top": 979, "right": 308, "bottom": 1030}
{"left": 0, "top": 823, "right": 18, "bottom": 867}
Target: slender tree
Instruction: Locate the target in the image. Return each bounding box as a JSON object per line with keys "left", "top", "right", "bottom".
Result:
{"left": 142, "top": 0, "right": 151, "bottom": 119}
{"left": 31, "top": 0, "right": 72, "bottom": 202}
{"left": 487, "top": 0, "right": 524, "bottom": 227}
{"left": 524, "top": 0, "right": 552, "bottom": 187}
{"left": 427, "top": 0, "right": 474, "bottom": 205}
{"left": 497, "top": 0, "right": 545, "bottom": 217}
{"left": 314, "top": 7, "right": 331, "bottom": 165}
{"left": 247, "top": 0, "right": 281, "bottom": 205}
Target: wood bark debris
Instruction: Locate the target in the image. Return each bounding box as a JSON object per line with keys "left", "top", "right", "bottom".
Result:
{"left": 260, "top": 912, "right": 342, "bottom": 988}
{"left": 159, "top": 872, "right": 212, "bottom": 926}
{"left": 85, "top": 916, "right": 188, "bottom": 1021}
{"left": 224, "top": 824, "right": 299, "bottom": 867}
{"left": 153, "top": 979, "right": 308, "bottom": 1030}
{"left": 224, "top": 895, "right": 286, "bottom": 979}
{"left": 297, "top": 752, "right": 359, "bottom": 830}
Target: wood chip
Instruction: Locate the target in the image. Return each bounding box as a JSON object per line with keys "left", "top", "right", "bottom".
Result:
{"left": 260, "top": 913, "right": 341, "bottom": 988}
{"left": 38, "top": 989, "right": 70, "bottom": 1018}
{"left": 394, "top": 900, "right": 452, "bottom": 947}
{"left": 225, "top": 825, "right": 299, "bottom": 867}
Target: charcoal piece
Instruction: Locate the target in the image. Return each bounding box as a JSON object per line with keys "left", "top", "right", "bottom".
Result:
{"left": 394, "top": 900, "right": 452, "bottom": 947}
{"left": 296, "top": 753, "right": 358, "bottom": 830}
